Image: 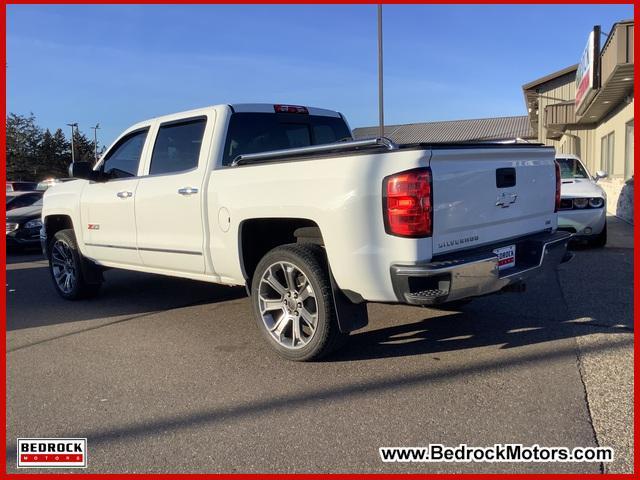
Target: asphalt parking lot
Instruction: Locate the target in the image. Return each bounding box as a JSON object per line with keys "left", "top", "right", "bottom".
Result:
{"left": 6, "top": 216, "right": 634, "bottom": 473}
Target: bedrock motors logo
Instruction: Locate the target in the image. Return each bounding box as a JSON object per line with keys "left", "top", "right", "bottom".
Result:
{"left": 17, "top": 438, "right": 87, "bottom": 468}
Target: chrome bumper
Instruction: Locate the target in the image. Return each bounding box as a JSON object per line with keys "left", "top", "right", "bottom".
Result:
{"left": 390, "top": 231, "right": 572, "bottom": 306}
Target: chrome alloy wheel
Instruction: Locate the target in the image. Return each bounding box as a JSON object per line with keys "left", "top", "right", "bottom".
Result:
{"left": 51, "top": 240, "right": 76, "bottom": 295}
{"left": 258, "top": 261, "right": 318, "bottom": 349}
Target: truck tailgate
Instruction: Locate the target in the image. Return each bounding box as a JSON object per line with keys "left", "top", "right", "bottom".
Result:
{"left": 429, "top": 146, "right": 557, "bottom": 255}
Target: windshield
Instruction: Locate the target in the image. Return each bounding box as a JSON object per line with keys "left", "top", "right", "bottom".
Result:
{"left": 6, "top": 193, "right": 42, "bottom": 210}
{"left": 223, "top": 112, "right": 352, "bottom": 166}
{"left": 557, "top": 157, "right": 590, "bottom": 180}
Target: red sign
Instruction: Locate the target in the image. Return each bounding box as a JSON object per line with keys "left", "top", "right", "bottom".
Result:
{"left": 575, "top": 28, "right": 600, "bottom": 114}
{"left": 17, "top": 438, "right": 87, "bottom": 468}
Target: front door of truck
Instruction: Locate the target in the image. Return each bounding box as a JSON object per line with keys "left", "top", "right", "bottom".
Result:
{"left": 134, "top": 116, "right": 210, "bottom": 274}
{"left": 82, "top": 128, "right": 150, "bottom": 266}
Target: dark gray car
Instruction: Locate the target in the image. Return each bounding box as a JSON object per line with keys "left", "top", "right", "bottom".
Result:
{"left": 6, "top": 198, "right": 43, "bottom": 250}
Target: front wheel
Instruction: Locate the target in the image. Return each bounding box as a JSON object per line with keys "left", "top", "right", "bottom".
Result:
{"left": 251, "top": 244, "right": 346, "bottom": 361}
{"left": 48, "top": 229, "right": 102, "bottom": 300}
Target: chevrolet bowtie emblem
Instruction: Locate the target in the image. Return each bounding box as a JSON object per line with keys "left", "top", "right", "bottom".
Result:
{"left": 496, "top": 192, "right": 518, "bottom": 208}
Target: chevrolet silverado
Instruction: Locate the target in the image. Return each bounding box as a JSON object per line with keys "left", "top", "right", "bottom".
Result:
{"left": 41, "top": 104, "right": 571, "bottom": 360}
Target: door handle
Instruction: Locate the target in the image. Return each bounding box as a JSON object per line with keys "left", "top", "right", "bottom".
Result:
{"left": 178, "top": 187, "right": 199, "bottom": 195}
{"left": 116, "top": 191, "right": 133, "bottom": 199}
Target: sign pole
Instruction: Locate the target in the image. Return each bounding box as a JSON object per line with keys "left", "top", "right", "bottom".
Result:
{"left": 378, "top": 5, "right": 384, "bottom": 139}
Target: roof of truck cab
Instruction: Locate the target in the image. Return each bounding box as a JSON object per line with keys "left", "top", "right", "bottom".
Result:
{"left": 229, "top": 104, "right": 341, "bottom": 117}
{"left": 122, "top": 105, "right": 218, "bottom": 132}
{"left": 127, "top": 104, "right": 342, "bottom": 131}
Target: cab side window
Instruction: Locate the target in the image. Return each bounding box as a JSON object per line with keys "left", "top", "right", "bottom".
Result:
{"left": 102, "top": 129, "right": 148, "bottom": 179}
{"left": 149, "top": 118, "right": 207, "bottom": 175}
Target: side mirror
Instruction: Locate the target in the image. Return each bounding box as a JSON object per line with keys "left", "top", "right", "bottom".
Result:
{"left": 68, "top": 161, "right": 95, "bottom": 180}
{"left": 594, "top": 170, "right": 608, "bottom": 182}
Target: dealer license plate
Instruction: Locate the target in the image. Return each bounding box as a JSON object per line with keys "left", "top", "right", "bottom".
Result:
{"left": 493, "top": 244, "right": 516, "bottom": 271}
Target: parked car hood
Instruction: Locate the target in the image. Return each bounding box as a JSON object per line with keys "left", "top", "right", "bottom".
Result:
{"left": 561, "top": 178, "right": 606, "bottom": 199}
{"left": 6, "top": 204, "right": 42, "bottom": 223}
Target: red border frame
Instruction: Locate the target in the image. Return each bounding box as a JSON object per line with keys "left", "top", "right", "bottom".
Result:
{"left": 1, "top": 1, "right": 637, "bottom": 478}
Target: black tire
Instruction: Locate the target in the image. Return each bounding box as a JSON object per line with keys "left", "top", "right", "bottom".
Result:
{"left": 251, "top": 243, "right": 347, "bottom": 361}
{"left": 590, "top": 222, "right": 607, "bottom": 248}
{"left": 48, "top": 229, "right": 102, "bottom": 300}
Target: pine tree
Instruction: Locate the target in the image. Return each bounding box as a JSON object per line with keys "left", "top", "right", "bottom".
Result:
{"left": 72, "top": 130, "right": 97, "bottom": 165}
{"left": 39, "top": 129, "right": 56, "bottom": 177}
{"left": 6, "top": 113, "right": 44, "bottom": 180}
{"left": 39, "top": 128, "right": 71, "bottom": 178}
{"left": 6, "top": 112, "right": 100, "bottom": 180}
{"left": 52, "top": 129, "right": 72, "bottom": 176}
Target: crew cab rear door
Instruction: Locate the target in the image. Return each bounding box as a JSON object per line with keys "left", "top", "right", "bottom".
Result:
{"left": 134, "top": 114, "right": 214, "bottom": 274}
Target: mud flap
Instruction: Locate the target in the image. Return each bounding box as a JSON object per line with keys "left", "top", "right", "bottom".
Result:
{"left": 80, "top": 257, "right": 104, "bottom": 285}
{"left": 328, "top": 271, "right": 368, "bottom": 333}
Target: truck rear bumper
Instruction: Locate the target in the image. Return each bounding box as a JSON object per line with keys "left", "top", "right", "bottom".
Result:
{"left": 390, "top": 230, "right": 572, "bottom": 306}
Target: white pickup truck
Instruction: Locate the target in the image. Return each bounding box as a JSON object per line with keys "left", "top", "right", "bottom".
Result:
{"left": 41, "top": 103, "right": 571, "bottom": 360}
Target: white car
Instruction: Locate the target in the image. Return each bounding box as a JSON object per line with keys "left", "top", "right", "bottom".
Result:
{"left": 41, "top": 103, "right": 571, "bottom": 361}
{"left": 556, "top": 154, "right": 607, "bottom": 247}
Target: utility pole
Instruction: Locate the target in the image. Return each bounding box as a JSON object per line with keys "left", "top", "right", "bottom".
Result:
{"left": 377, "top": 4, "right": 384, "bottom": 139}
{"left": 66, "top": 122, "right": 78, "bottom": 163}
{"left": 91, "top": 123, "right": 100, "bottom": 163}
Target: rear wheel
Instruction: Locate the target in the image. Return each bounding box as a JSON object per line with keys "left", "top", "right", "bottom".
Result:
{"left": 48, "top": 229, "right": 102, "bottom": 300}
{"left": 590, "top": 221, "right": 607, "bottom": 248}
{"left": 251, "top": 244, "right": 346, "bottom": 361}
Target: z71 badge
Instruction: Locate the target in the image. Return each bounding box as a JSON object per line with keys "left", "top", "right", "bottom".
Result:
{"left": 87, "top": 224, "right": 100, "bottom": 230}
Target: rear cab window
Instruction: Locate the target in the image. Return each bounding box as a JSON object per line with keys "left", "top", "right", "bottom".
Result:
{"left": 223, "top": 112, "right": 352, "bottom": 166}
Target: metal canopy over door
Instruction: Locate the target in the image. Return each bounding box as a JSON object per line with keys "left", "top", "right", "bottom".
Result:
{"left": 134, "top": 115, "right": 213, "bottom": 274}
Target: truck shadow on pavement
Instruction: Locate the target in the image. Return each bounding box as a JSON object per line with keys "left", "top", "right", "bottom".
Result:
{"left": 7, "top": 247, "right": 632, "bottom": 360}
{"left": 6, "top": 251, "right": 246, "bottom": 331}
{"left": 330, "top": 304, "right": 631, "bottom": 362}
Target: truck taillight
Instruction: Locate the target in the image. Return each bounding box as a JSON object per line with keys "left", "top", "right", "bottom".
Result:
{"left": 554, "top": 161, "right": 561, "bottom": 213}
{"left": 383, "top": 168, "right": 432, "bottom": 237}
{"left": 274, "top": 104, "right": 309, "bottom": 114}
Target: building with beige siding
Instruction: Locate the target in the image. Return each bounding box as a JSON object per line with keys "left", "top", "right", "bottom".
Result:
{"left": 522, "top": 20, "right": 634, "bottom": 222}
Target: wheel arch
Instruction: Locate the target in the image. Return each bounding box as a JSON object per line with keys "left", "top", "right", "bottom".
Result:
{"left": 238, "top": 217, "right": 323, "bottom": 287}
{"left": 43, "top": 214, "right": 75, "bottom": 254}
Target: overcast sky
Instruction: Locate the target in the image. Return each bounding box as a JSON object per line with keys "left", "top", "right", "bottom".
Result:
{"left": 7, "top": 4, "right": 634, "bottom": 145}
